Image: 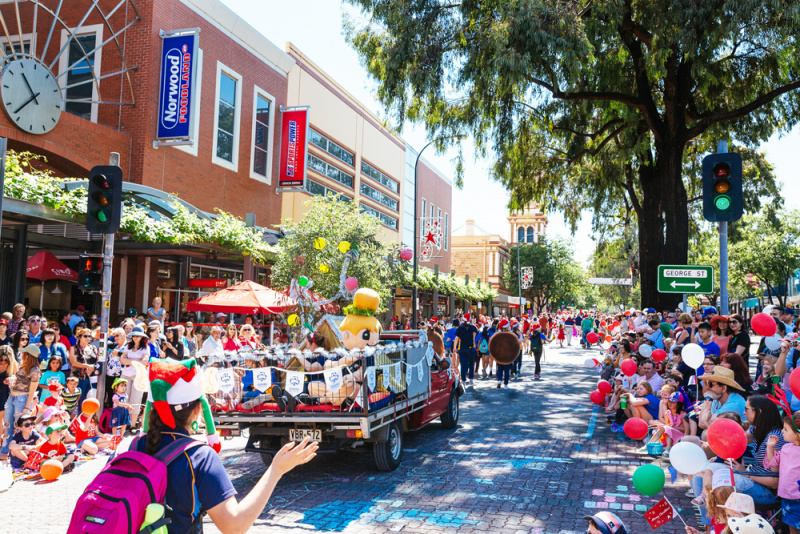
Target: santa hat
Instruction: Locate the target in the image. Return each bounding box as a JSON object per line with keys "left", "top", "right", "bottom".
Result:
{"left": 142, "top": 358, "right": 221, "bottom": 453}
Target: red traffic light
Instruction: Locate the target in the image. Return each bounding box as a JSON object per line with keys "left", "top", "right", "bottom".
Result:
{"left": 91, "top": 174, "right": 110, "bottom": 189}
{"left": 713, "top": 162, "right": 731, "bottom": 178}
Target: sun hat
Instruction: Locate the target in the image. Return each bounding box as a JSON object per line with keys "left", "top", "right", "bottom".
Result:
{"left": 712, "top": 468, "right": 733, "bottom": 489}
{"left": 45, "top": 423, "right": 68, "bottom": 437}
{"left": 728, "top": 514, "right": 774, "bottom": 533}
{"left": 48, "top": 382, "right": 63, "bottom": 392}
{"left": 709, "top": 315, "right": 730, "bottom": 330}
{"left": 582, "top": 511, "right": 627, "bottom": 534}
{"left": 20, "top": 344, "right": 41, "bottom": 358}
{"left": 40, "top": 406, "right": 63, "bottom": 422}
{"left": 700, "top": 366, "right": 745, "bottom": 391}
{"left": 724, "top": 492, "right": 755, "bottom": 515}
{"left": 111, "top": 377, "right": 128, "bottom": 390}
{"left": 127, "top": 325, "right": 147, "bottom": 339}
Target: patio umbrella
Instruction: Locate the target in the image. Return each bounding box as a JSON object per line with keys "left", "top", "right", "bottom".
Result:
{"left": 186, "top": 280, "right": 297, "bottom": 315}
{"left": 26, "top": 251, "right": 78, "bottom": 310}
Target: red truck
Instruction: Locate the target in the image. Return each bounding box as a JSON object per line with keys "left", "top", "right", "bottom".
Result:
{"left": 214, "top": 330, "right": 463, "bottom": 471}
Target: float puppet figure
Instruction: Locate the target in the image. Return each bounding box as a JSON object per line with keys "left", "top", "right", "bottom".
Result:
{"left": 307, "top": 288, "right": 382, "bottom": 406}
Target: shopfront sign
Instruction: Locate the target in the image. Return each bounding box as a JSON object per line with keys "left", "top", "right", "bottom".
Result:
{"left": 278, "top": 107, "right": 309, "bottom": 188}
{"left": 156, "top": 30, "right": 199, "bottom": 142}
{"left": 187, "top": 278, "right": 227, "bottom": 289}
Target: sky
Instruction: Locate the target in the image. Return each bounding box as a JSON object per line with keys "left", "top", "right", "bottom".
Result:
{"left": 221, "top": 0, "right": 800, "bottom": 266}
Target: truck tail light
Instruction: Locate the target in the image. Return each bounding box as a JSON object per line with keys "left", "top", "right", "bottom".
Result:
{"left": 346, "top": 430, "right": 363, "bottom": 438}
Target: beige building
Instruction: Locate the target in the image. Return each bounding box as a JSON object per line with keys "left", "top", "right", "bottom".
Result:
{"left": 509, "top": 202, "right": 548, "bottom": 244}
{"left": 281, "top": 43, "right": 406, "bottom": 244}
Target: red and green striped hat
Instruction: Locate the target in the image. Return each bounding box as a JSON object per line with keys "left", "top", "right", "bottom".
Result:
{"left": 148, "top": 358, "right": 202, "bottom": 428}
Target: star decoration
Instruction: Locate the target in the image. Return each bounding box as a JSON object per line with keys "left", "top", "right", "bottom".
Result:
{"left": 424, "top": 230, "right": 437, "bottom": 244}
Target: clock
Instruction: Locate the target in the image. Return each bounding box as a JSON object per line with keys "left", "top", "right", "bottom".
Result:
{"left": 1, "top": 58, "right": 62, "bottom": 134}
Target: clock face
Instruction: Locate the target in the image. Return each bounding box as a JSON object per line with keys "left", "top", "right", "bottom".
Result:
{"left": 1, "top": 58, "right": 63, "bottom": 134}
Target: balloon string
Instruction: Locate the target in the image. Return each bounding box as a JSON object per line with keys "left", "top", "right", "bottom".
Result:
{"left": 727, "top": 459, "right": 736, "bottom": 492}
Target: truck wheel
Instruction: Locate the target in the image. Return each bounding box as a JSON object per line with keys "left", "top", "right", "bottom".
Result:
{"left": 440, "top": 390, "right": 459, "bottom": 429}
{"left": 260, "top": 452, "right": 274, "bottom": 466}
{"left": 373, "top": 422, "right": 403, "bottom": 471}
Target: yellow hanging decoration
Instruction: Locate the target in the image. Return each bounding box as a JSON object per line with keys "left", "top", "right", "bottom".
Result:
{"left": 287, "top": 314, "right": 300, "bottom": 327}
{"left": 338, "top": 241, "right": 351, "bottom": 253}
{"left": 319, "top": 264, "right": 330, "bottom": 273}
{"left": 313, "top": 237, "right": 327, "bottom": 250}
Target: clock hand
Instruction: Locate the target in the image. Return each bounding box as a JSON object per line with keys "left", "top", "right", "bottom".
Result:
{"left": 21, "top": 73, "right": 39, "bottom": 104}
{"left": 13, "top": 92, "right": 40, "bottom": 114}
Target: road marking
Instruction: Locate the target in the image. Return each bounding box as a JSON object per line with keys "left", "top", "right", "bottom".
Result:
{"left": 584, "top": 404, "right": 599, "bottom": 439}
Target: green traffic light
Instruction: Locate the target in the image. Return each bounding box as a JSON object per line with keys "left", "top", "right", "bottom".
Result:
{"left": 96, "top": 209, "right": 108, "bottom": 223}
{"left": 714, "top": 195, "right": 731, "bottom": 211}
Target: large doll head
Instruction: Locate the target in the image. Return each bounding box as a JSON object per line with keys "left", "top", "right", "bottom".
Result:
{"left": 340, "top": 288, "right": 382, "bottom": 350}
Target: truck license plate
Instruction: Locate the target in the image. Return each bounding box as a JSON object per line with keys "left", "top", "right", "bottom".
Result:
{"left": 290, "top": 429, "right": 321, "bottom": 442}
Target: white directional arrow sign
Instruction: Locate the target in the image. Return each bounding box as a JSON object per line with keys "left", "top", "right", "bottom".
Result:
{"left": 658, "top": 265, "right": 714, "bottom": 294}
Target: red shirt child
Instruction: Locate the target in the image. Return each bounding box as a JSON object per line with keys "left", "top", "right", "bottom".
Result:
{"left": 43, "top": 383, "right": 64, "bottom": 408}
{"left": 69, "top": 413, "right": 97, "bottom": 445}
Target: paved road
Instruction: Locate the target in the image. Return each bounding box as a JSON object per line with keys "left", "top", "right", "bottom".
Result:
{"left": 6, "top": 342, "right": 697, "bottom": 533}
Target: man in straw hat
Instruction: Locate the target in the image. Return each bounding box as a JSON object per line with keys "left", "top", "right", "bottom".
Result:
{"left": 697, "top": 366, "right": 746, "bottom": 433}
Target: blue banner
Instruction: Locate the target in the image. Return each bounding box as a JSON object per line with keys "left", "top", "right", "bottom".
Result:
{"left": 156, "top": 32, "right": 198, "bottom": 141}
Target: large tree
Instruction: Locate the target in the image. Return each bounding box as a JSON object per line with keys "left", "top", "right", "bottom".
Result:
{"left": 345, "top": 0, "right": 800, "bottom": 309}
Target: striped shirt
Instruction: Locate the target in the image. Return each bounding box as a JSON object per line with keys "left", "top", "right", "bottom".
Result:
{"left": 61, "top": 388, "right": 81, "bottom": 411}
{"left": 750, "top": 427, "right": 784, "bottom": 475}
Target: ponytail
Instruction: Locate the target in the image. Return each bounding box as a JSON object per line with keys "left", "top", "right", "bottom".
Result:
{"left": 143, "top": 399, "right": 201, "bottom": 456}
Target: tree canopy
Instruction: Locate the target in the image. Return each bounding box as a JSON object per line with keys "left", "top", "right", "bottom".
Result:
{"left": 346, "top": 0, "right": 800, "bottom": 308}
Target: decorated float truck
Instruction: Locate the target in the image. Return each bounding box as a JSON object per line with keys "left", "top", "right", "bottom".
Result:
{"left": 211, "top": 327, "right": 462, "bottom": 472}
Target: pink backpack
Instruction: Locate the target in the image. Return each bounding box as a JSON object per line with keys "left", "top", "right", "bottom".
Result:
{"left": 67, "top": 436, "right": 202, "bottom": 534}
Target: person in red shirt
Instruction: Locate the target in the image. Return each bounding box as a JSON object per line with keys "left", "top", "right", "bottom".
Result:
{"left": 43, "top": 383, "right": 64, "bottom": 408}
{"left": 539, "top": 314, "right": 549, "bottom": 339}
{"left": 37, "top": 423, "right": 74, "bottom": 469}
{"left": 69, "top": 408, "right": 110, "bottom": 455}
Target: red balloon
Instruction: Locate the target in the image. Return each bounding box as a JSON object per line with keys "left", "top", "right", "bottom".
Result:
{"left": 621, "top": 359, "right": 637, "bottom": 376}
{"left": 624, "top": 417, "right": 649, "bottom": 440}
{"left": 590, "top": 390, "right": 605, "bottom": 405}
{"left": 652, "top": 349, "right": 668, "bottom": 362}
{"left": 600, "top": 321, "right": 607, "bottom": 327}
{"left": 707, "top": 418, "right": 747, "bottom": 459}
{"left": 587, "top": 333, "right": 599, "bottom": 344}
{"left": 611, "top": 321, "right": 619, "bottom": 328}
{"left": 751, "top": 312, "right": 777, "bottom": 337}
{"left": 598, "top": 380, "right": 613, "bottom": 395}
{"left": 790, "top": 368, "right": 800, "bottom": 400}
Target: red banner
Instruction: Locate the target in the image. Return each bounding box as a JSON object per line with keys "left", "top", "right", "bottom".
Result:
{"left": 187, "top": 278, "right": 227, "bottom": 289}
{"left": 644, "top": 497, "right": 675, "bottom": 529}
{"left": 278, "top": 108, "right": 308, "bottom": 188}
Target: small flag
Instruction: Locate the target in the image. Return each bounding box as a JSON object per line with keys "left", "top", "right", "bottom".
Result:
{"left": 668, "top": 465, "right": 678, "bottom": 484}
{"left": 644, "top": 497, "right": 675, "bottom": 529}
{"left": 688, "top": 375, "right": 696, "bottom": 386}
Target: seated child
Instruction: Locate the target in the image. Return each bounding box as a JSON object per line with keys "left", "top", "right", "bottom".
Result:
{"left": 110, "top": 378, "right": 132, "bottom": 437}
{"left": 37, "top": 423, "right": 74, "bottom": 470}
{"left": 68, "top": 400, "right": 111, "bottom": 455}
{"left": 43, "top": 383, "right": 64, "bottom": 409}
{"left": 649, "top": 392, "right": 685, "bottom": 454}
{"left": 61, "top": 377, "right": 81, "bottom": 418}
{"left": 8, "top": 414, "right": 45, "bottom": 470}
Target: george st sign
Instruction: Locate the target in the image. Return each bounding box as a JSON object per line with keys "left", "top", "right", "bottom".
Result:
{"left": 657, "top": 265, "right": 714, "bottom": 294}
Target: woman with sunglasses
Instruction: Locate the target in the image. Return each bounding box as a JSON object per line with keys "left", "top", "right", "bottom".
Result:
{"left": 39, "top": 328, "right": 68, "bottom": 370}
{"left": 163, "top": 327, "right": 184, "bottom": 360}
{"left": 727, "top": 314, "right": 750, "bottom": 361}
{"left": 11, "top": 330, "right": 31, "bottom": 363}
{"left": 69, "top": 328, "right": 99, "bottom": 406}
{"left": 238, "top": 324, "right": 260, "bottom": 349}
{"left": 1, "top": 344, "right": 41, "bottom": 458}
{"left": 222, "top": 323, "right": 242, "bottom": 351}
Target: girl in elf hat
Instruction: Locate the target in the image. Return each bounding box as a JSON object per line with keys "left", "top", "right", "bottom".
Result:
{"left": 135, "top": 357, "right": 318, "bottom": 533}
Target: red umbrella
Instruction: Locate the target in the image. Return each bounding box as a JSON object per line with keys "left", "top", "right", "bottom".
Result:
{"left": 279, "top": 288, "right": 340, "bottom": 314}
{"left": 186, "top": 280, "right": 296, "bottom": 314}
{"left": 26, "top": 251, "right": 78, "bottom": 281}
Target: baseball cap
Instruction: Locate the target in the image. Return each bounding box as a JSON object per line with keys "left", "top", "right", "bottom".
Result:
{"left": 724, "top": 492, "right": 755, "bottom": 515}
{"left": 45, "top": 423, "right": 68, "bottom": 437}
{"left": 644, "top": 308, "right": 656, "bottom": 314}
{"left": 583, "top": 511, "right": 627, "bottom": 534}
{"left": 20, "top": 345, "right": 41, "bottom": 358}
{"left": 784, "top": 307, "right": 795, "bottom": 316}
{"left": 76, "top": 305, "right": 86, "bottom": 311}
{"left": 702, "top": 306, "right": 717, "bottom": 318}
{"left": 668, "top": 391, "right": 682, "bottom": 403}
{"left": 216, "top": 312, "right": 227, "bottom": 318}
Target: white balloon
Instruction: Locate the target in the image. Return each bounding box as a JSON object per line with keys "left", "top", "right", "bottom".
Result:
{"left": 765, "top": 336, "right": 782, "bottom": 352}
{"left": 639, "top": 345, "right": 653, "bottom": 358}
{"left": 683, "top": 343, "right": 705, "bottom": 369}
{"left": 584, "top": 358, "right": 598, "bottom": 368}
{"left": 669, "top": 442, "right": 708, "bottom": 475}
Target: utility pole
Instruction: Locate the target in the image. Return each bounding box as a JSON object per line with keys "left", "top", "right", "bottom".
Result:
{"left": 718, "top": 140, "right": 729, "bottom": 315}
{"left": 517, "top": 244, "right": 522, "bottom": 317}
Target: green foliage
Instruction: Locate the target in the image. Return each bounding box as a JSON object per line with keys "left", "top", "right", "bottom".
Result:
{"left": 589, "top": 226, "right": 638, "bottom": 309}
{"left": 504, "top": 237, "right": 589, "bottom": 311}
{"left": 730, "top": 209, "right": 800, "bottom": 307}
{"left": 3, "top": 151, "right": 274, "bottom": 262}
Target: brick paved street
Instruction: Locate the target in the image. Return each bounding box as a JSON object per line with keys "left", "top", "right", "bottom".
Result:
{"left": 6, "top": 343, "right": 697, "bottom": 533}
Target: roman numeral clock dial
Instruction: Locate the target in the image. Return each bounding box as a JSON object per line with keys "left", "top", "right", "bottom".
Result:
{"left": 1, "top": 58, "right": 63, "bottom": 134}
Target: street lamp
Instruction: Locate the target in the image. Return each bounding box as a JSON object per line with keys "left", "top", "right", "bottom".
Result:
{"left": 412, "top": 136, "right": 461, "bottom": 329}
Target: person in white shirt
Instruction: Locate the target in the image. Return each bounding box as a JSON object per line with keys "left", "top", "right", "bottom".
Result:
{"left": 197, "top": 326, "right": 224, "bottom": 363}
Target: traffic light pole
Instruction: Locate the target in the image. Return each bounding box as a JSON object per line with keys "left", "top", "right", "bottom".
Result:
{"left": 95, "top": 152, "right": 119, "bottom": 404}
{"left": 718, "top": 140, "right": 729, "bottom": 315}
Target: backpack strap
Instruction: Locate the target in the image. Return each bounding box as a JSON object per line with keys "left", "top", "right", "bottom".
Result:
{"left": 153, "top": 437, "right": 204, "bottom": 467}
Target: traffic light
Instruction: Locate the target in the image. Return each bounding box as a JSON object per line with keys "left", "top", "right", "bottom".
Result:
{"left": 702, "top": 152, "right": 743, "bottom": 222}
{"left": 86, "top": 165, "right": 123, "bottom": 234}
{"left": 78, "top": 255, "right": 103, "bottom": 291}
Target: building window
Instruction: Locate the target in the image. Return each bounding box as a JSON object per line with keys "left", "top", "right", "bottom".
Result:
{"left": 361, "top": 204, "right": 398, "bottom": 229}
{"left": 310, "top": 130, "right": 354, "bottom": 166}
{"left": 250, "top": 86, "right": 276, "bottom": 184}
{"left": 212, "top": 62, "right": 242, "bottom": 171}
{"left": 518, "top": 227, "right": 524, "bottom": 244}
{"left": 361, "top": 161, "right": 399, "bottom": 193}
{"left": 527, "top": 227, "right": 534, "bottom": 243}
{"left": 308, "top": 154, "right": 353, "bottom": 188}
{"left": 360, "top": 182, "right": 398, "bottom": 211}
{"left": 421, "top": 199, "right": 426, "bottom": 220}
{"left": 59, "top": 25, "right": 103, "bottom": 122}
{"left": 0, "top": 32, "right": 33, "bottom": 59}
{"left": 444, "top": 213, "right": 449, "bottom": 250}
{"left": 430, "top": 204, "right": 435, "bottom": 219}
{"left": 305, "top": 178, "right": 351, "bottom": 202}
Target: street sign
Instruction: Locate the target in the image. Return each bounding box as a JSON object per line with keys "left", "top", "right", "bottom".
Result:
{"left": 657, "top": 265, "right": 714, "bottom": 294}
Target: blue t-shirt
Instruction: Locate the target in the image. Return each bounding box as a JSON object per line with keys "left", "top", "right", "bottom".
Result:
{"left": 444, "top": 328, "right": 457, "bottom": 349}
{"left": 136, "top": 430, "right": 237, "bottom": 533}
{"left": 40, "top": 370, "right": 66, "bottom": 400}
{"left": 645, "top": 329, "right": 664, "bottom": 349}
{"left": 639, "top": 394, "right": 661, "bottom": 420}
{"left": 712, "top": 392, "right": 746, "bottom": 419}
{"left": 698, "top": 339, "right": 720, "bottom": 357}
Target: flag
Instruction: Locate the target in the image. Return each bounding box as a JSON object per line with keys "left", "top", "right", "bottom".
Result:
{"left": 668, "top": 465, "right": 678, "bottom": 484}
{"left": 688, "top": 375, "right": 696, "bottom": 386}
{"left": 324, "top": 366, "right": 344, "bottom": 393}
{"left": 644, "top": 497, "right": 675, "bottom": 529}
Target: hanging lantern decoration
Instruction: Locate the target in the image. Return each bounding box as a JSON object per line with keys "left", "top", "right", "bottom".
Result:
{"left": 338, "top": 241, "right": 351, "bottom": 253}
{"left": 313, "top": 237, "right": 327, "bottom": 250}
